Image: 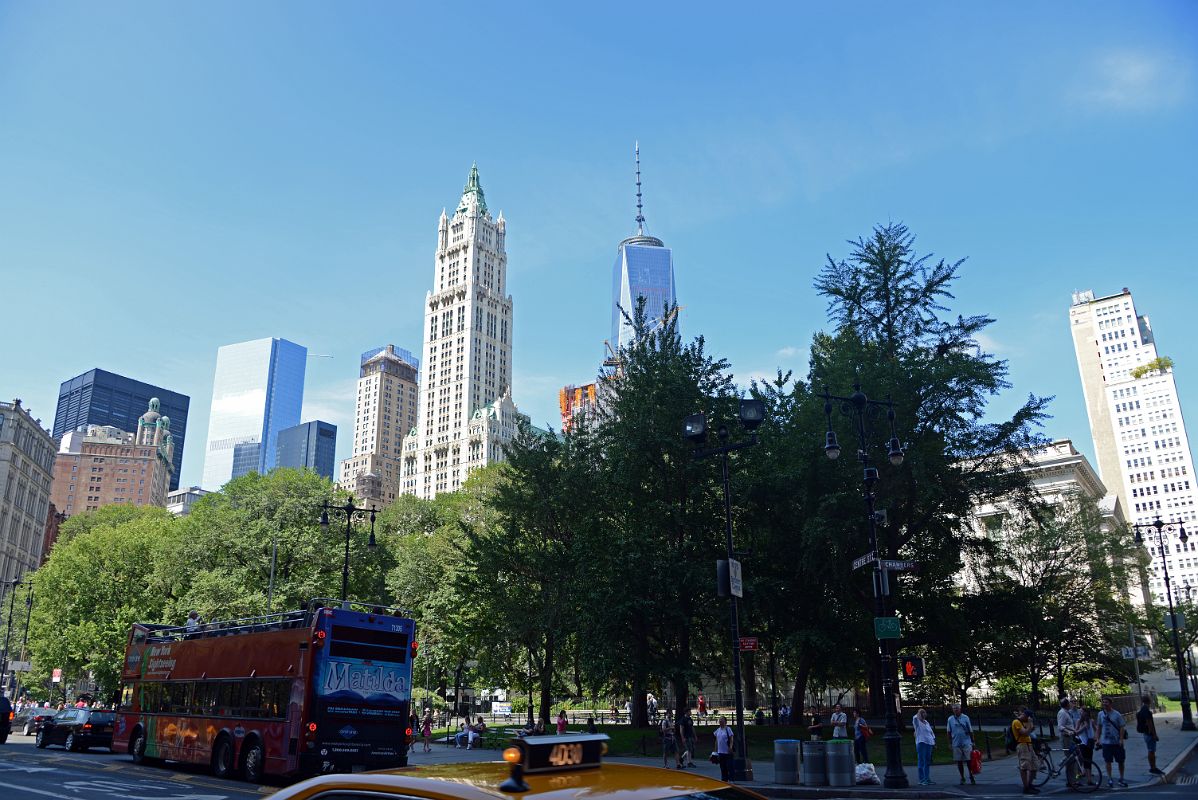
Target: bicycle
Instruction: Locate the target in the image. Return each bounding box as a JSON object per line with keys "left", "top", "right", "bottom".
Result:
{"left": 1035, "top": 741, "right": 1102, "bottom": 793}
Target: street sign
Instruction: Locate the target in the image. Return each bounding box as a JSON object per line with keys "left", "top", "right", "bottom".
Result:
{"left": 1166, "top": 612, "right": 1186, "bottom": 630}
{"left": 874, "top": 616, "right": 901, "bottom": 640}
{"left": 728, "top": 558, "right": 743, "bottom": 598}
{"left": 1121, "top": 646, "right": 1150, "bottom": 659}
{"left": 878, "top": 559, "right": 918, "bottom": 572}
{"left": 852, "top": 551, "right": 876, "bottom": 571}
{"left": 739, "top": 637, "right": 759, "bottom": 651}
{"left": 8, "top": 660, "right": 30, "bottom": 672}
{"left": 52, "top": 668, "right": 62, "bottom": 683}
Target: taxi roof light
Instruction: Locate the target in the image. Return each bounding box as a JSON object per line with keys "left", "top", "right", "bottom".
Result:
{"left": 502, "top": 747, "right": 521, "bottom": 764}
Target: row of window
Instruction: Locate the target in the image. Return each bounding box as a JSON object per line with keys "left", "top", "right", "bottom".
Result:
{"left": 123, "top": 678, "right": 292, "bottom": 719}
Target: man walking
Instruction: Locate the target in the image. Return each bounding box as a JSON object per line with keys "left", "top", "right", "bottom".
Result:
{"left": 679, "top": 709, "right": 697, "bottom": 768}
{"left": 947, "top": 703, "right": 976, "bottom": 785}
{"left": 1097, "top": 697, "right": 1128, "bottom": 788}
{"left": 1056, "top": 698, "right": 1079, "bottom": 786}
{"left": 1012, "top": 707, "right": 1039, "bottom": 794}
{"left": 1135, "top": 697, "right": 1165, "bottom": 776}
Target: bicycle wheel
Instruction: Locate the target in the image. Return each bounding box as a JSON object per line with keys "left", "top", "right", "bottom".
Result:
{"left": 1034, "top": 751, "right": 1053, "bottom": 787}
{"left": 1070, "top": 754, "right": 1100, "bottom": 794}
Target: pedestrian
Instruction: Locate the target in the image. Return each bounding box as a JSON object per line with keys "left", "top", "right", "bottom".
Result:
{"left": 1135, "top": 696, "right": 1165, "bottom": 776}
{"left": 830, "top": 703, "right": 848, "bottom": 738}
{"left": 913, "top": 707, "right": 936, "bottom": 785}
{"left": 661, "top": 710, "right": 682, "bottom": 768}
{"left": 556, "top": 709, "right": 568, "bottom": 735}
{"left": 586, "top": 716, "right": 598, "bottom": 734}
{"left": 852, "top": 709, "right": 870, "bottom": 764}
{"left": 697, "top": 692, "right": 707, "bottom": 719}
{"left": 647, "top": 693, "right": 658, "bottom": 722}
{"left": 714, "top": 715, "right": 735, "bottom": 782}
{"left": 680, "top": 709, "right": 697, "bottom": 768}
{"left": 1097, "top": 697, "right": 1128, "bottom": 788}
{"left": 806, "top": 707, "right": 823, "bottom": 741}
{"left": 1076, "top": 706, "right": 1098, "bottom": 785}
{"left": 779, "top": 702, "right": 790, "bottom": 725}
{"left": 1012, "top": 707, "right": 1039, "bottom": 794}
{"left": 947, "top": 702, "right": 975, "bottom": 785}
{"left": 421, "top": 710, "right": 433, "bottom": 752}
{"left": 1056, "top": 698, "right": 1079, "bottom": 786}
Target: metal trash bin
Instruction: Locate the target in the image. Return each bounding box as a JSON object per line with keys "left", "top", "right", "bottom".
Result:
{"left": 826, "top": 739, "right": 855, "bottom": 786}
{"left": 800, "top": 740, "right": 827, "bottom": 786}
{"left": 773, "top": 739, "right": 799, "bottom": 784}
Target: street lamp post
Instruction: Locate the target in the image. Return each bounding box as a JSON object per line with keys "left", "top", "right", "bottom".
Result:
{"left": 1132, "top": 517, "right": 1195, "bottom": 731}
{"left": 822, "top": 384, "right": 909, "bottom": 790}
{"left": 0, "top": 576, "right": 21, "bottom": 693}
{"left": 683, "top": 398, "right": 767, "bottom": 783}
{"left": 319, "top": 497, "right": 380, "bottom": 604}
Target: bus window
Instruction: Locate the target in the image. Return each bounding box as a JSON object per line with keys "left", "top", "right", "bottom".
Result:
{"left": 242, "top": 681, "right": 263, "bottom": 718}
{"left": 140, "top": 683, "right": 164, "bottom": 714}
{"left": 263, "top": 679, "right": 289, "bottom": 718}
{"left": 216, "top": 681, "right": 241, "bottom": 716}
{"left": 192, "top": 682, "right": 218, "bottom": 715}
{"left": 167, "top": 682, "right": 192, "bottom": 714}
{"left": 119, "top": 684, "right": 135, "bottom": 711}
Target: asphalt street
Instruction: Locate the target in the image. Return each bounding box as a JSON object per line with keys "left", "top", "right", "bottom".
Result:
{"left": 0, "top": 735, "right": 264, "bottom": 800}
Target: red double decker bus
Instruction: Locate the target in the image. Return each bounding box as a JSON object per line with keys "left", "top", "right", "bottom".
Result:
{"left": 111, "top": 600, "right": 416, "bottom": 782}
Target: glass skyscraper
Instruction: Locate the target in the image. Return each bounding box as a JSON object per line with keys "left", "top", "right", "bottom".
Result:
{"left": 201, "top": 337, "right": 306, "bottom": 490}
{"left": 53, "top": 368, "right": 190, "bottom": 491}
{"left": 276, "top": 420, "right": 337, "bottom": 481}
{"left": 611, "top": 143, "right": 677, "bottom": 350}
{"left": 611, "top": 234, "right": 677, "bottom": 349}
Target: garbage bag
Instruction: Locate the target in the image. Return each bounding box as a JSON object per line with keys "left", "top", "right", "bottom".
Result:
{"left": 855, "top": 762, "right": 880, "bottom": 785}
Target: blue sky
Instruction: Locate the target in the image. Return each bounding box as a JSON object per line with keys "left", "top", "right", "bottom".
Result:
{"left": 1, "top": 1, "right": 1195, "bottom": 489}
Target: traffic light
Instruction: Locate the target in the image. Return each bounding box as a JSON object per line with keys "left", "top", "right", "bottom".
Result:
{"left": 898, "top": 655, "right": 925, "bottom": 681}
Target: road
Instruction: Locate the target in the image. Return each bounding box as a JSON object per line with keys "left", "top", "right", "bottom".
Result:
{"left": 0, "top": 734, "right": 264, "bottom": 800}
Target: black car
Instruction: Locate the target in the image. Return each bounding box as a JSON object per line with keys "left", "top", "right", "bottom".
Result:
{"left": 12, "top": 707, "right": 56, "bottom": 736}
{"left": 35, "top": 708, "right": 115, "bottom": 751}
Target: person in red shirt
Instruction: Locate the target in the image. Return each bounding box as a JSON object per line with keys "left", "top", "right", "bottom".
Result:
{"left": 697, "top": 693, "right": 707, "bottom": 718}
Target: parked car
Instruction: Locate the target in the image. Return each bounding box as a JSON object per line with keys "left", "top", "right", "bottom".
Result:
{"left": 12, "top": 707, "right": 56, "bottom": 736}
{"left": 35, "top": 708, "right": 115, "bottom": 751}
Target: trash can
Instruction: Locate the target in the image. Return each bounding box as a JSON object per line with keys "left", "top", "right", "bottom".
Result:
{"left": 800, "top": 740, "right": 827, "bottom": 786}
{"left": 774, "top": 739, "right": 799, "bottom": 784}
{"left": 826, "top": 739, "right": 855, "bottom": 786}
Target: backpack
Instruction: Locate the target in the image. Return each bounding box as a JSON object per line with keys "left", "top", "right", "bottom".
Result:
{"left": 1004, "top": 722, "right": 1018, "bottom": 753}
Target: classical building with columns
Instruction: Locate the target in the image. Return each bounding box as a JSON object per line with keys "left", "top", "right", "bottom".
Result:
{"left": 401, "top": 165, "right": 524, "bottom": 499}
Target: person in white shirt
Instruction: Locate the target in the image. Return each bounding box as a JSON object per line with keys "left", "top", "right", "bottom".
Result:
{"left": 1056, "top": 698, "right": 1079, "bottom": 786}
{"left": 830, "top": 704, "right": 848, "bottom": 738}
{"left": 713, "top": 716, "right": 735, "bottom": 782}
{"left": 184, "top": 610, "right": 203, "bottom": 634}
{"left": 947, "top": 703, "right": 975, "bottom": 785}
{"left": 913, "top": 708, "right": 936, "bottom": 785}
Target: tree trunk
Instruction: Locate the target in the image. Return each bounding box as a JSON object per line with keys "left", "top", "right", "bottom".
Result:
{"left": 743, "top": 652, "right": 758, "bottom": 710}
{"left": 790, "top": 654, "right": 813, "bottom": 716}
{"left": 631, "top": 684, "right": 648, "bottom": 728}
{"left": 539, "top": 630, "right": 556, "bottom": 725}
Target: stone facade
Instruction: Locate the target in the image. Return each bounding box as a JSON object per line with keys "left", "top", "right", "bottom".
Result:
{"left": 51, "top": 399, "right": 175, "bottom": 515}
{"left": 0, "top": 399, "right": 56, "bottom": 581}
{"left": 338, "top": 345, "right": 419, "bottom": 506}
{"left": 401, "top": 166, "right": 523, "bottom": 498}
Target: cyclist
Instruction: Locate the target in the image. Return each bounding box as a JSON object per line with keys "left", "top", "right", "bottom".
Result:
{"left": 1056, "top": 698, "right": 1079, "bottom": 786}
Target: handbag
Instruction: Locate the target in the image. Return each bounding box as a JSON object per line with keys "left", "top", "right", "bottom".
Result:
{"left": 969, "top": 748, "right": 983, "bottom": 775}
{"left": 710, "top": 751, "right": 719, "bottom": 764}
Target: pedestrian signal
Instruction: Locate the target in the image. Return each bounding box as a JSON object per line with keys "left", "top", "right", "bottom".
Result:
{"left": 898, "top": 655, "right": 925, "bottom": 681}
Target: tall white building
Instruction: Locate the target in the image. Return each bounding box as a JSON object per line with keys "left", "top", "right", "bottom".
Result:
{"left": 338, "top": 345, "right": 420, "bottom": 506}
{"left": 1070, "top": 288, "right": 1197, "bottom": 604}
{"left": 401, "top": 165, "right": 523, "bottom": 499}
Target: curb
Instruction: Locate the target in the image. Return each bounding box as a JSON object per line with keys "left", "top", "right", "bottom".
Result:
{"left": 751, "top": 789, "right": 960, "bottom": 799}
{"left": 1159, "top": 732, "right": 1198, "bottom": 784}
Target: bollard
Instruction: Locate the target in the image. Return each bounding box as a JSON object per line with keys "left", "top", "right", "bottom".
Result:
{"left": 800, "top": 740, "right": 827, "bottom": 786}
{"left": 826, "top": 739, "right": 854, "bottom": 786}
{"left": 774, "top": 740, "right": 799, "bottom": 784}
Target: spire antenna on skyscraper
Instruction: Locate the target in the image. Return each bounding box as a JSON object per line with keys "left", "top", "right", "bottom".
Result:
{"left": 635, "top": 141, "right": 645, "bottom": 235}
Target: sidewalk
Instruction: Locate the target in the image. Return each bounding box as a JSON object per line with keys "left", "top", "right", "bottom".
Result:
{"left": 406, "top": 712, "right": 1198, "bottom": 797}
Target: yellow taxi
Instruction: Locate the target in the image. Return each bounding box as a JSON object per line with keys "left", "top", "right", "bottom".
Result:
{"left": 265, "top": 734, "right": 766, "bottom": 800}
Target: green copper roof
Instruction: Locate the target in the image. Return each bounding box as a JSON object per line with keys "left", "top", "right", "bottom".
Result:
{"left": 457, "top": 162, "right": 487, "bottom": 215}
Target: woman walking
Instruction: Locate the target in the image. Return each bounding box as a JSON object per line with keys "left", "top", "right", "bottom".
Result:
{"left": 913, "top": 707, "right": 936, "bottom": 786}
{"left": 421, "top": 710, "right": 433, "bottom": 753}
{"left": 852, "top": 709, "right": 870, "bottom": 764}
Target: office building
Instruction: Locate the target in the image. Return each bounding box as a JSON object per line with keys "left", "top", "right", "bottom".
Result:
{"left": 50, "top": 399, "right": 176, "bottom": 514}
{"left": 338, "top": 345, "right": 420, "bottom": 505}
{"left": 610, "top": 143, "right": 677, "bottom": 351}
{"left": 0, "top": 399, "right": 56, "bottom": 581}
{"left": 166, "top": 486, "right": 210, "bottom": 517}
{"left": 53, "top": 369, "right": 190, "bottom": 491}
{"left": 401, "top": 165, "right": 524, "bottom": 499}
{"left": 559, "top": 383, "right": 600, "bottom": 432}
{"left": 1070, "top": 288, "right": 1197, "bottom": 604}
{"left": 201, "top": 337, "right": 306, "bottom": 489}
{"left": 277, "top": 420, "right": 338, "bottom": 481}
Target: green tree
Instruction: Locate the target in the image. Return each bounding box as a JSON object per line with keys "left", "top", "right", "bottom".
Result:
{"left": 25, "top": 506, "right": 179, "bottom": 699}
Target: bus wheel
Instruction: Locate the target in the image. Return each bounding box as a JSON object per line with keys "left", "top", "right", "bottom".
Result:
{"left": 130, "top": 729, "right": 158, "bottom": 765}
{"left": 241, "top": 739, "right": 265, "bottom": 784}
{"left": 211, "top": 736, "right": 235, "bottom": 779}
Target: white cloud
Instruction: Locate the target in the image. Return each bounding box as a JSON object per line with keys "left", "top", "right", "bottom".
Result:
{"left": 776, "top": 345, "right": 801, "bottom": 359}
{"left": 1077, "top": 51, "right": 1190, "bottom": 111}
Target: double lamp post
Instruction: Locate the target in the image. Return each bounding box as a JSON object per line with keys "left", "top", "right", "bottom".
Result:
{"left": 1132, "top": 517, "right": 1196, "bottom": 731}
{"left": 320, "top": 497, "right": 380, "bottom": 604}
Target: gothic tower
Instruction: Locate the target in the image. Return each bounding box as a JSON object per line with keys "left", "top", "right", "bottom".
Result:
{"left": 401, "top": 165, "right": 521, "bottom": 498}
